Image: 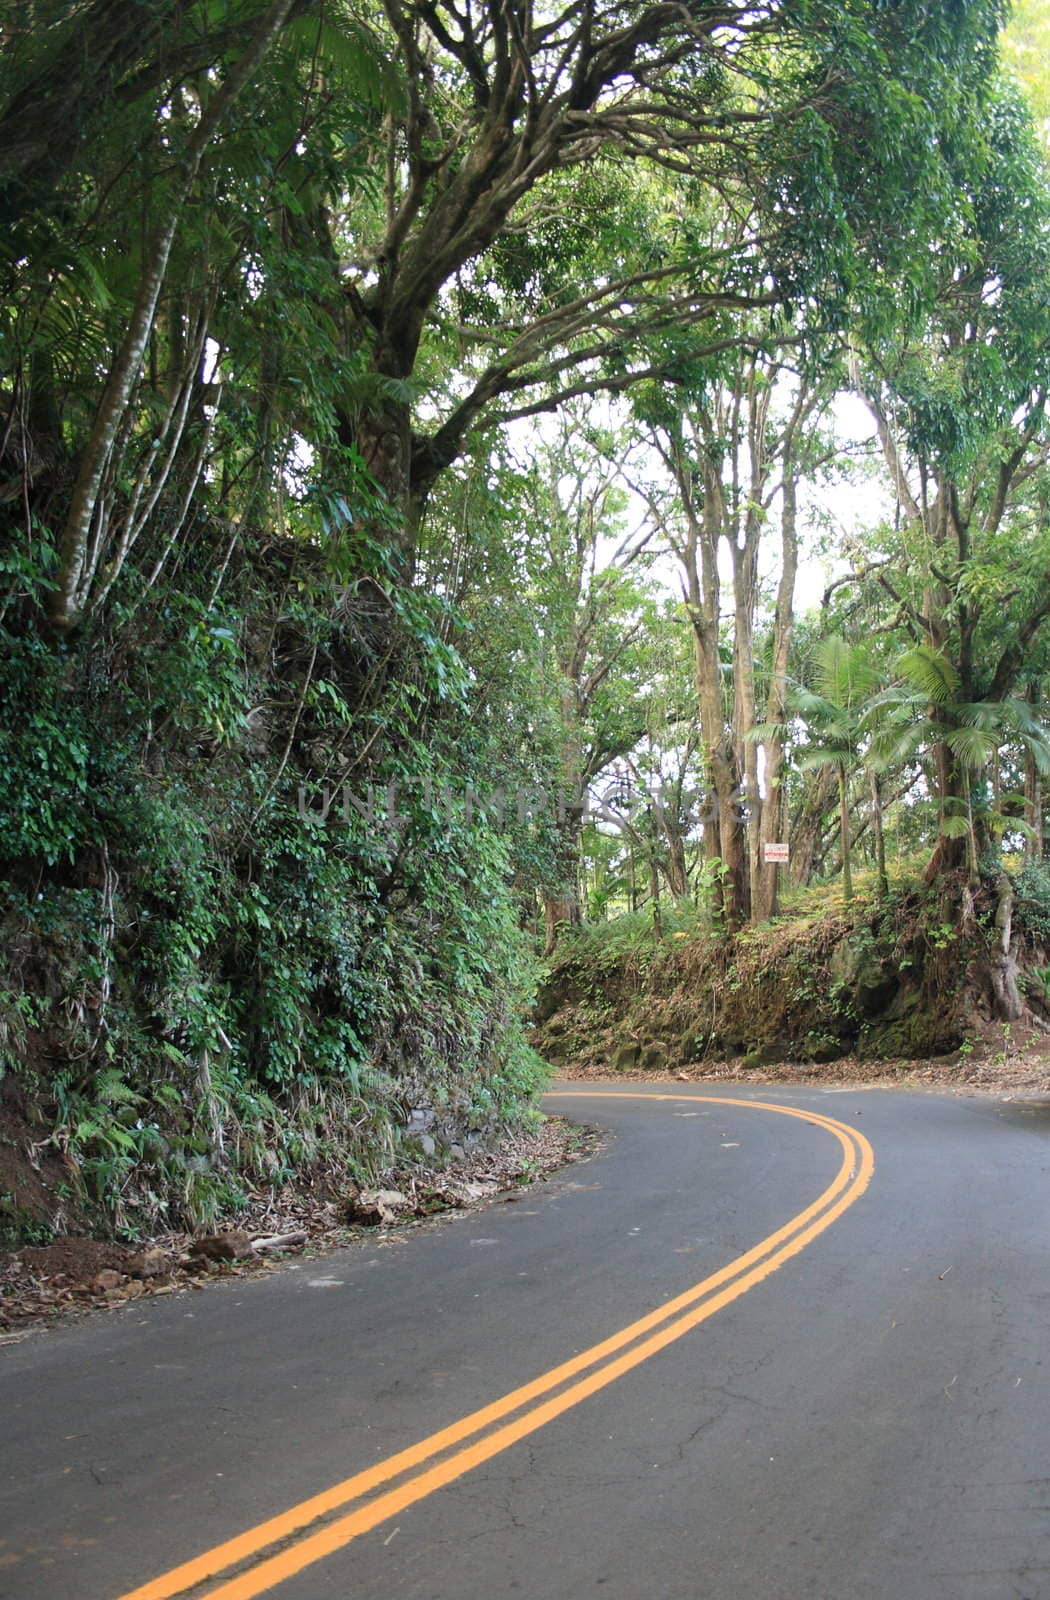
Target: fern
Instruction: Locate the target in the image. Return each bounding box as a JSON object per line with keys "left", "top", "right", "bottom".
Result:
{"left": 94, "top": 1069, "right": 144, "bottom": 1107}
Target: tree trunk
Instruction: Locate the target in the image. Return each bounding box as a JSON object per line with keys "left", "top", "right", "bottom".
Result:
{"left": 753, "top": 467, "right": 798, "bottom": 921}
{"left": 789, "top": 766, "right": 836, "bottom": 887}
{"left": 543, "top": 889, "right": 581, "bottom": 957}
{"left": 541, "top": 786, "right": 585, "bottom": 956}
{"left": 663, "top": 830, "right": 689, "bottom": 899}
{"left": 648, "top": 850, "right": 663, "bottom": 939}
{"left": 690, "top": 610, "right": 746, "bottom": 929}
{"left": 1024, "top": 704, "right": 1044, "bottom": 862}
{"left": 924, "top": 744, "right": 970, "bottom": 883}
{"left": 983, "top": 872, "right": 1025, "bottom": 1022}
{"left": 731, "top": 536, "right": 759, "bottom": 923}
{"left": 870, "top": 767, "right": 888, "bottom": 897}
{"left": 839, "top": 765, "right": 853, "bottom": 904}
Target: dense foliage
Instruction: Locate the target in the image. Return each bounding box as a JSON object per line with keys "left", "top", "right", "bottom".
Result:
{"left": 1, "top": 0, "right": 1048, "bottom": 1237}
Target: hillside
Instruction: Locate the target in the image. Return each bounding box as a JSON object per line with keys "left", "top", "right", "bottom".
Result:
{"left": 534, "top": 869, "right": 1050, "bottom": 1080}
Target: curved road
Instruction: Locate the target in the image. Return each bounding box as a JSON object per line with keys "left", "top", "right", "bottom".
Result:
{"left": 3, "top": 1083, "right": 1050, "bottom": 1600}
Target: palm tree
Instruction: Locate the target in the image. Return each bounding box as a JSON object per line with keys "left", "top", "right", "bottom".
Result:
{"left": 791, "top": 637, "right": 885, "bottom": 904}
{"left": 867, "top": 645, "right": 1050, "bottom": 882}
{"left": 752, "top": 636, "right": 882, "bottom": 905}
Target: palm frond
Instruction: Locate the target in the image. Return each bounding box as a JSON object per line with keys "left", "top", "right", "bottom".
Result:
{"left": 896, "top": 645, "right": 959, "bottom": 706}
{"left": 945, "top": 725, "right": 996, "bottom": 767}
{"left": 810, "top": 634, "right": 882, "bottom": 709}
{"left": 280, "top": 11, "right": 406, "bottom": 110}
{"left": 868, "top": 723, "right": 924, "bottom": 769}
{"left": 792, "top": 686, "right": 845, "bottom": 725}
{"left": 1021, "top": 733, "right": 1050, "bottom": 777}
{"left": 795, "top": 748, "right": 842, "bottom": 773}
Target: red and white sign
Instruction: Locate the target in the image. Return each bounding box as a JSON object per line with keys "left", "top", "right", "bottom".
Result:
{"left": 763, "top": 842, "right": 789, "bottom": 863}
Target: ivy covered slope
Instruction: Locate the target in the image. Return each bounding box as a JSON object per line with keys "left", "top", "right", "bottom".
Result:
{"left": 0, "top": 525, "right": 551, "bottom": 1239}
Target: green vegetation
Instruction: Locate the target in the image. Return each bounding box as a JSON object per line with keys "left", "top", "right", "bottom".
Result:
{"left": 1, "top": 0, "right": 1048, "bottom": 1238}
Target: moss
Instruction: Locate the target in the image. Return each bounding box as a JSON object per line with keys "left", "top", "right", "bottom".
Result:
{"left": 533, "top": 881, "right": 1004, "bottom": 1072}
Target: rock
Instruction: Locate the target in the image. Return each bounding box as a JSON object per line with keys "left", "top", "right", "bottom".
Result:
{"left": 90, "top": 1269, "right": 124, "bottom": 1293}
{"left": 830, "top": 937, "right": 900, "bottom": 1019}
{"left": 856, "top": 973, "right": 899, "bottom": 1019}
{"left": 533, "top": 970, "right": 585, "bottom": 1023}
{"left": 460, "top": 1180, "right": 498, "bottom": 1200}
{"left": 435, "top": 1178, "right": 499, "bottom": 1209}
{"left": 347, "top": 1188, "right": 410, "bottom": 1226}
{"left": 449, "top": 1144, "right": 466, "bottom": 1161}
{"left": 640, "top": 1043, "right": 668, "bottom": 1070}
{"left": 190, "top": 1231, "right": 253, "bottom": 1262}
{"left": 126, "top": 1246, "right": 168, "bottom": 1278}
{"left": 418, "top": 1133, "right": 436, "bottom": 1158}
{"left": 740, "top": 1040, "right": 788, "bottom": 1069}
{"left": 613, "top": 1042, "right": 641, "bottom": 1072}
{"left": 250, "top": 1229, "right": 308, "bottom": 1255}
{"left": 804, "top": 1034, "right": 848, "bottom": 1064}
{"left": 679, "top": 1032, "right": 702, "bottom": 1064}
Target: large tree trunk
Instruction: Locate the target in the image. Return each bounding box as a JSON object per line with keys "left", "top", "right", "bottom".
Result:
{"left": 686, "top": 475, "right": 747, "bottom": 930}
{"left": 542, "top": 808, "right": 584, "bottom": 955}
{"left": 543, "top": 887, "right": 581, "bottom": 957}
{"left": 542, "top": 720, "right": 586, "bottom": 955}
{"left": 753, "top": 466, "right": 799, "bottom": 921}
{"left": 1024, "top": 688, "right": 1044, "bottom": 862}
{"left": 870, "top": 767, "right": 888, "bottom": 897}
{"left": 732, "top": 536, "right": 759, "bottom": 923}
{"left": 980, "top": 871, "right": 1025, "bottom": 1022}
{"left": 663, "top": 830, "right": 689, "bottom": 899}
{"left": 789, "top": 766, "right": 836, "bottom": 888}
{"left": 924, "top": 742, "right": 971, "bottom": 883}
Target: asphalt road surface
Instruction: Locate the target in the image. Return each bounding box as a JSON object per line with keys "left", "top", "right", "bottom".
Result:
{"left": 3, "top": 1083, "right": 1050, "bottom": 1600}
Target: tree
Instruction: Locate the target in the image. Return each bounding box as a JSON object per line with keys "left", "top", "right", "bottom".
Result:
{"left": 2, "top": 0, "right": 396, "bottom": 631}
{"left": 771, "top": 635, "right": 883, "bottom": 906}
{"left": 295, "top": 0, "right": 1010, "bottom": 560}
{"left": 869, "top": 644, "right": 1050, "bottom": 884}
{"left": 511, "top": 423, "right": 668, "bottom": 949}
{"left": 848, "top": 81, "right": 1050, "bottom": 887}
{"left": 624, "top": 333, "right": 839, "bottom": 924}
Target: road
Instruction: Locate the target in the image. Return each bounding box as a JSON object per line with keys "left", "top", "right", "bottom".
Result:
{"left": 3, "top": 1083, "right": 1050, "bottom": 1600}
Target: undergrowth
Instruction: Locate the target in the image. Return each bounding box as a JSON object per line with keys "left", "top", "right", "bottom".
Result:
{"left": 0, "top": 535, "right": 549, "bottom": 1239}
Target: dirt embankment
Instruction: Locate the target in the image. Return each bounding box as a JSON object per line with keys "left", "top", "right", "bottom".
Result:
{"left": 533, "top": 890, "right": 1050, "bottom": 1087}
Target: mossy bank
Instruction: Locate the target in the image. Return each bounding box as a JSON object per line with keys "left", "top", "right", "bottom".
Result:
{"left": 533, "top": 872, "right": 1050, "bottom": 1076}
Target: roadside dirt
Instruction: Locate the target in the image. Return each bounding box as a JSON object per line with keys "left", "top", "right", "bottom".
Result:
{"left": 0, "top": 1116, "right": 601, "bottom": 1337}
{"left": 557, "top": 1030, "right": 1050, "bottom": 1094}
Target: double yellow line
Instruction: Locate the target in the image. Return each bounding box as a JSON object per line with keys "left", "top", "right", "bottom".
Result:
{"left": 117, "top": 1093, "right": 874, "bottom": 1600}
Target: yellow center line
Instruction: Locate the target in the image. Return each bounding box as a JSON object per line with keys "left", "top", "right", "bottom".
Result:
{"left": 115, "top": 1093, "right": 874, "bottom": 1600}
